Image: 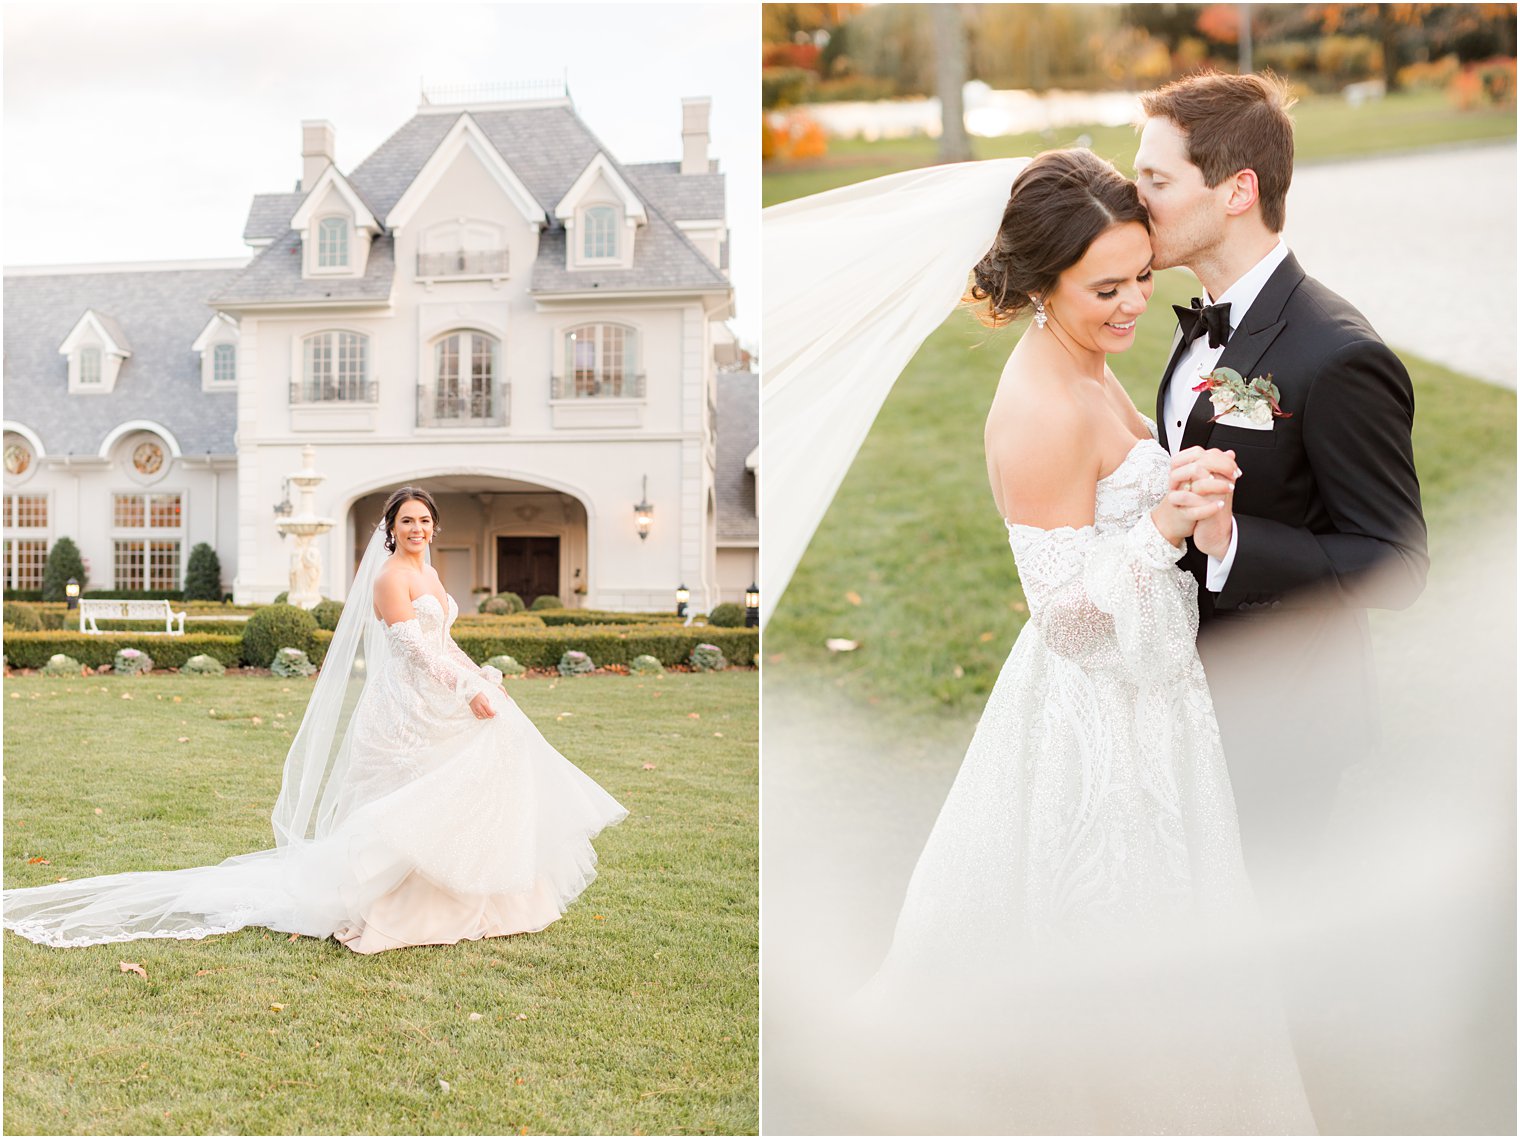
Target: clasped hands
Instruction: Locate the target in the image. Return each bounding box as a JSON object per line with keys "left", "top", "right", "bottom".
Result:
{"left": 1151, "top": 447, "right": 1240, "bottom": 556}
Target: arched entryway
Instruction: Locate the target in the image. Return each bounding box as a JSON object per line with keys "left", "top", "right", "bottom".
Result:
{"left": 345, "top": 475, "right": 591, "bottom": 609}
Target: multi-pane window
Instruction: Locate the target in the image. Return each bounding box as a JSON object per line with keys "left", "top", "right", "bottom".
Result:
{"left": 2, "top": 493, "right": 49, "bottom": 590}
{"left": 582, "top": 206, "right": 618, "bottom": 259}
{"left": 213, "top": 343, "right": 237, "bottom": 384}
{"left": 112, "top": 493, "right": 181, "bottom": 591}
{"left": 432, "top": 331, "right": 499, "bottom": 420}
{"left": 563, "top": 323, "right": 639, "bottom": 398}
{"left": 317, "top": 217, "right": 349, "bottom": 268}
{"left": 299, "top": 331, "right": 371, "bottom": 401}
{"left": 113, "top": 542, "right": 180, "bottom": 592}
{"left": 80, "top": 347, "right": 102, "bottom": 385}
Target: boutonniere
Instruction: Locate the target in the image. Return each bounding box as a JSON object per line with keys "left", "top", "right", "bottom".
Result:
{"left": 1192, "top": 366, "right": 1292, "bottom": 426}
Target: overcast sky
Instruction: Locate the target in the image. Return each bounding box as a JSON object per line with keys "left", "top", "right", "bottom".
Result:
{"left": 1, "top": 1, "right": 760, "bottom": 344}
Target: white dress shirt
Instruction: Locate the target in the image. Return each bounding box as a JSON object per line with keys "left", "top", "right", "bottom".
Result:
{"left": 1162, "top": 239, "right": 1290, "bottom": 592}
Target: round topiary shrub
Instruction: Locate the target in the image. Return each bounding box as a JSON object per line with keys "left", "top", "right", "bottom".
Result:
{"left": 272, "top": 591, "right": 289, "bottom": 605}
{"left": 708, "top": 602, "right": 745, "bottom": 628}
{"left": 3, "top": 602, "right": 42, "bottom": 631}
{"left": 485, "top": 654, "right": 527, "bottom": 678}
{"left": 689, "top": 643, "right": 727, "bottom": 671}
{"left": 557, "top": 650, "right": 595, "bottom": 676}
{"left": 311, "top": 598, "right": 344, "bottom": 631}
{"left": 630, "top": 654, "right": 665, "bottom": 676}
{"left": 243, "top": 603, "right": 318, "bottom": 668}
{"left": 272, "top": 647, "right": 317, "bottom": 677}
{"left": 530, "top": 594, "right": 563, "bottom": 611}
{"left": 182, "top": 653, "right": 227, "bottom": 677}
{"left": 479, "top": 592, "right": 525, "bottom": 615}
{"left": 113, "top": 647, "right": 153, "bottom": 676}
{"left": 40, "top": 653, "right": 83, "bottom": 677}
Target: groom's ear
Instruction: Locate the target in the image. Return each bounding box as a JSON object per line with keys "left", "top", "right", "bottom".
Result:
{"left": 1222, "top": 169, "right": 1261, "bottom": 218}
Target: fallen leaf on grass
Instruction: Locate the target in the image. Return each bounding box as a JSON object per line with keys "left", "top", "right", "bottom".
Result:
{"left": 93, "top": 808, "right": 103, "bottom": 816}
{"left": 641, "top": 763, "right": 656, "bottom": 771}
{"left": 979, "top": 631, "right": 995, "bottom": 643}
{"left": 825, "top": 638, "right": 859, "bottom": 652}
{"left": 195, "top": 969, "right": 214, "bottom": 976}
{"left": 270, "top": 1003, "right": 285, "bottom": 1012}
{"left": 287, "top": 932, "right": 300, "bottom": 942}
{"left": 687, "top": 712, "right": 701, "bottom": 719}
{"left": 713, "top": 732, "right": 724, "bottom": 738}
{"left": 468, "top": 1012, "right": 483, "bottom": 1022}
{"left": 119, "top": 962, "right": 147, "bottom": 979}
{"left": 250, "top": 716, "right": 263, "bottom": 726}
{"left": 593, "top": 914, "right": 606, "bottom": 921}
{"left": 172, "top": 696, "right": 182, "bottom": 703}
{"left": 514, "top": 1013, "right": 528, "bottom": 1021}
{"left": 845, "top": 590, "right": 863, "bottom": 606}
{"left": 120, "top": 692, "right": 134, "bottom": 700}
{"left": 438, "top": 1079, "right": 451, "bottom": 1093}
{"left": 54, "top": 876, "right": 69, "bottom": 882}
{"left": 177, "top": 737, "right": 189, "bottom": 743}
{"left": 27, "top": 856, "right": 50, "bottom": 865}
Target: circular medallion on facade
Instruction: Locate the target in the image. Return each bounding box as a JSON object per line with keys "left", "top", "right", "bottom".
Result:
{"left": 4, "top": 441, "right": 31, "bottom": 476}
{"left": 132, "top": 441, "right": 165, "bottom": 476}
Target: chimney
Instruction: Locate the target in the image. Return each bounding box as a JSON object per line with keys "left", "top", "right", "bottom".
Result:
{"left": 680, "top": 97, "right": 710, "bottom": 175}
{"left": 301, "top": 120, "right": 336, "bottom": 192}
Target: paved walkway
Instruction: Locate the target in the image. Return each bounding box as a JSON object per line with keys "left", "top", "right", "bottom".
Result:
{"left": 1284, "top": 143, "right": 1516, "bottom": 388}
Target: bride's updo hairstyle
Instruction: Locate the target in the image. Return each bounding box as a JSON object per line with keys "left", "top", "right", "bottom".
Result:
{"left": 381, "top": 486, "right": 442, "bottom": 553}
{"left": 968, "top": 149, "right": 1149, "bottom": 327}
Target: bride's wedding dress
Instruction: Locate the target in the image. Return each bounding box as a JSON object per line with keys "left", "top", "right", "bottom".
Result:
{"left": 856, "top": 430, "right": 1316, "bottom": 1134}
{"left": 3, "top": 551, "right": 626, "bottom": 952}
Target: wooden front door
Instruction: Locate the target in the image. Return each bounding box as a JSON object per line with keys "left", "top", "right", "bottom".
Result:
{"left": 497, "top": 536, "right": 560, "bottom": 602}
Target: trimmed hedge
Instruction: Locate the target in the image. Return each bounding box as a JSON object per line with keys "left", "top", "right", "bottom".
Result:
{"left": 3, "top": 602, "right": 43, "bottom": 631}
{"left": 450, "top": 613, "right": 547, "bottom": 630}
{"left": 708, "top": 602, "right": 745, "bottom": 628}
{"left": 532, "top": 609, "right": 677, "bottom": 627}
{"left": 444, "top": 625, "right": 759, "bottom": 670}
{"left": 1, "top": 632, "right": 243, "bottom": 670}
{"left": 62, "top": 618, "right": 252, "bottom": 636}
{"left": 242, "top": 604, "right": 318, "bottom": 667}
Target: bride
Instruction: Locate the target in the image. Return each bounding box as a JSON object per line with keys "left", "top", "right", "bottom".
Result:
{"left": 3, "top": 486, "right": 627, "bottom": 953}
{"left": 765, "top": 151, "right": 1315, "bottom": 1133}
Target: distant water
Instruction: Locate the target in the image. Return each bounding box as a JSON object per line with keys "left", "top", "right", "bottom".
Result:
{"left": 793, "top": 84, "right": 1142, "bottom": 142}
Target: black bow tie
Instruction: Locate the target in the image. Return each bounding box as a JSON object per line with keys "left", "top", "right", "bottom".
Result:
{"left": 1173, "top": 298, "right": 1232, "bottom": 349}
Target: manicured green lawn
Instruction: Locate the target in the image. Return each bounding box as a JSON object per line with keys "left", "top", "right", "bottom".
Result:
{"left": 764, "top": 268, "right": 1516, "bottom": 720}
{"left": 763, "top": 89, "right": 1516, "bottom": 204}
{"left": 3, "top": 670, "right": 758, "bottom": 1136}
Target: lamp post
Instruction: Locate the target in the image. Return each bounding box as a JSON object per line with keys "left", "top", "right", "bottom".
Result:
{"left": 744, "top": 582, "right": 759, "bottom": 628}
{"left": 65, "top": 577, "right": 80, "bottom": 612}
{"left": 634, "top": 475, "right": 654, "bottom": 542}
{"left": 675, "top": 583, "right": 689, "bottom": 619}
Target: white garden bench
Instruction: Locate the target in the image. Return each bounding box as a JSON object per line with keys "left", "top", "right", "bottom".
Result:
{"left": 79, "top": 599, "right": 186, "bottom": 635}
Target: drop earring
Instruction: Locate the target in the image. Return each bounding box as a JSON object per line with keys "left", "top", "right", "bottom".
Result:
{"left": 1031, "top": 295, "right": 1048, "bottom": 330}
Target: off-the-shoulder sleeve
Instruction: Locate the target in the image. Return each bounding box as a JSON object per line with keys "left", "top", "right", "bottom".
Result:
{"left": 1008, "top": 514, "right": 1198, "bottom": 682}
{"left": 440, "top": 630, "right": 503, "bottom": 687}
{"left": 384, "top": 619, "right": 496, "bottom": 705}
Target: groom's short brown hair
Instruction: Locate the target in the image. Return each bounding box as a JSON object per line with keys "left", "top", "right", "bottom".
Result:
{"left": 1140, "top": 71, "right": 1296, "bottom": 232}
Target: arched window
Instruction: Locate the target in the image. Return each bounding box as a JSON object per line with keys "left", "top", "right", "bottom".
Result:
{"left": 298, "top": 331, "right": 371, "bottom": 402}
{"left": 430, "top": 331, "right": 501, "bottom": 423}
{"left": 80, "top": 347, "right": 102, "bottom": 385}
{"left": 212, "top": 343, "right": 237, "bottom": 384}
{"left": 317, "top": 217, "right": 349, "bottom": 268}
{"left": 582, "top": 206, "right": 618, "bottom": 260}
{"left": 560, "top": 323, "right": 641, "bottom": 399}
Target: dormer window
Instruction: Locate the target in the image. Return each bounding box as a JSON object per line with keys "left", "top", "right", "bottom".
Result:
{"left": 213, "top": 344, "right": 237, "bottom": 384}
{"left": 80, "top": 347, "right": 102, "bottom": 385}
{"left": 583, "top": 206, "right": 618, "bottom": 260}
{"left": 317, "top": 217, "right": 349, "bottom": 268}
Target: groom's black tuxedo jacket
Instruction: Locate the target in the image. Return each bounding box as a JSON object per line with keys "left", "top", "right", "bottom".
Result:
{"left": 1157, "top": 252, "right": 1428, "bottom": 782}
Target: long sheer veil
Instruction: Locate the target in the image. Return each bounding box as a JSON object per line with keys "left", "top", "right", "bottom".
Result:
{"left": 3, "top": 523, "right": 397, "bottom": 946}
{"left": 271, "top": 522, "right": 391, "bottom": 845}
{"left": 761, "top": 157, "right": 1029, "bottom": 625}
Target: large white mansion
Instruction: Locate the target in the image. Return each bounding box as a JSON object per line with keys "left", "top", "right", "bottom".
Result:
{"left": 3, "top": 91, "right": 756, "bottom": 611}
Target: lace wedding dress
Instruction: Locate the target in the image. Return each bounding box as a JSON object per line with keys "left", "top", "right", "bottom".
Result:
{"left": 3, "top": 586, "right": 627, "bottom": 953}
{"left": 854, "top": 431, "right": 1316, "bottom": 1134}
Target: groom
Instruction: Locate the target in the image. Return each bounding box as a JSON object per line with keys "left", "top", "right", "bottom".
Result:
{"left": 1133, "top": 72, "right": 1428, "bottom": 885}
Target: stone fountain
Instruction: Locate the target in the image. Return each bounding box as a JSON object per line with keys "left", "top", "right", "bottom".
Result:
{"left": 275, "top": 444, "right": 337, "bottom": 609}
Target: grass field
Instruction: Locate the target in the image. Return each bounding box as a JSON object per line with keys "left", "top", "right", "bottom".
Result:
{"left": 764, "top": 268, "right": 1517, "bottom": 721}
{"left": 763, "top": 89, "right": 1517, "bottom": 204}
{"left": 2, "top": 670, "right": 758, "bottom": 1136}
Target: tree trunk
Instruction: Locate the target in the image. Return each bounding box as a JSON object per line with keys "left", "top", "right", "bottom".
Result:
{"left": 934, "top": 4, "right": 972, "bottom": 163}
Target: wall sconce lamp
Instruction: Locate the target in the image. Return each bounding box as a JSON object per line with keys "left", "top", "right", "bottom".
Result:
{"left": 676, "top": 583, "right": 690, "bottom": 619}
{"left": 745, "top": 582, "right": 759, "bottom": 627}
{"left": 634, "top": 475, "right": 654, "bottom": 541}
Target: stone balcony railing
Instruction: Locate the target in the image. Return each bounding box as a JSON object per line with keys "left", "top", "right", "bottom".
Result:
{"left": 417, "top": 380, "right": 509, "bottom": 428}
{"left": 416, "top": 248, "right": 509, "bottom": 279}
{"left": 550, "top": 372, "right": 647, "bottom": 400}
